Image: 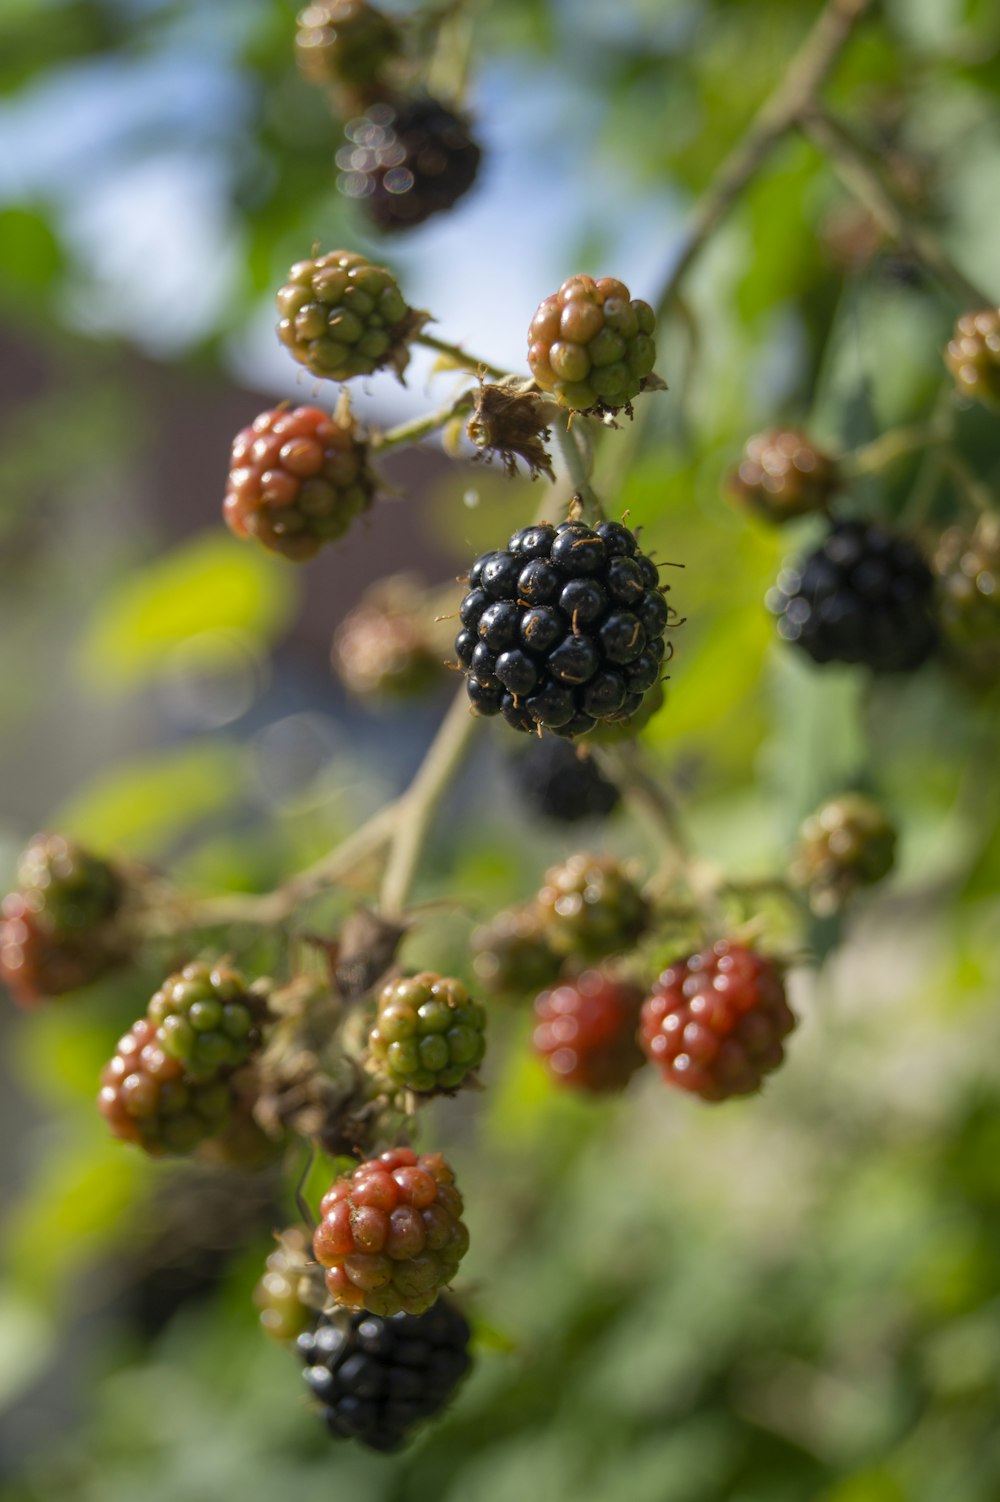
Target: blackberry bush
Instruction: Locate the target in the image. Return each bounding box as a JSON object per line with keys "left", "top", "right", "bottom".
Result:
{"left": 223, "top": 404, "right": 375, "bottom": 561}
{"left": 528, "top": 275, "right": 657, "bottom": 413}
{"left": 299, "top": 1298, "right": 472, "bottom": 1451}
{"left": 313, "top": 1147, "right": 469, "bottom": 1316}
{"left": 640, "top": 942, "right": 795, "bottom": 1103}
{"left": 456, "top": 518, "right": 672, "bottom": 739}
{"left": 368, "top": 972, "right": 487, "bottom": 1094}
{"left": 767, "top": 519, "right": 938, "bottom": 672}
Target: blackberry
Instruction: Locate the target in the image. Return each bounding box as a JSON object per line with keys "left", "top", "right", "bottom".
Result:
{"left": 945, "top": 309, "right": 1000, "bottom": 409}
{"left": 728, "top": 430, "right": 840, "bottom": 524}
{"left": 536, "top": 852, "right": 648, "bottom": 961}
{"left": 299, "top": 1297, "right": 472, "bottom": 1451}
{"left": 15, "top": 833, "right": 122, "bottom": 936}
{"left": 313, "top": 1147, "right": 469, "bottom": 1316}
{"left": 276, "top": 249, "right": 419, "bottom": 382}
{"left": 295, "top": 1, "right": 400, "bottom": 98}
{"left": 527, "top": 275, "right": 657, "bottom": 413}
{"left": 456, "top": 518, "right": 673, "bottom": 738}
{"left": 1, "top": 895, "right": 122, "bottom": 1009}
{"left": 337, "top": 98, "right": 482, "bottom": 233}
{"left": 98, "top": 1018, "right": 235, "bottom": 1156}
{"left": 934, "top": 520, "right": 1000, "bottom": 682}
{"left": 224, "top": 404, "right": 375, "bottom": 562}
{"left": 508, "top": 737, "right": 621, "bottom": 823}
{"left": 767, "top": 518, "right": 937, "bottom": 672}
{"left": 471, "top": 906, "right": 561, "bottom": 999}
{"left": 255, "top": 1228, "right": 317, "bottom": 1343}
{"left": 369, "top": 973, "right": 486, "bottom": 1094}
{"left": 790, "top": 793, "right": 897, "bottom": 916}
{"left": 333, "top": 574, "right": 443, "bottom": 699}
{"left": 533, "top": 970, "right": 645, "bottom": 1094}
{"left": 146, "top": 961, "right": 263, "bottom": 1082}
{"left": 639, "top": 941, "right": 795, "bottom": 1103}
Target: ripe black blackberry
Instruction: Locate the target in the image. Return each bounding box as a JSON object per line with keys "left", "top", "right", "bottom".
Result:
{"left": 456, "top": 518, "right": 672, "bottom": 739}
{"left": 298, "top": 1299, "right": 472, "bottom": 1451}
{"left": 508, "top": 737, "right": 620, "bottom": 823}
{"left": 767, "top": 519, "right": 937, "bottom": 673}
{"left": 337, "top": 98, "right": 482, "bottom": 232}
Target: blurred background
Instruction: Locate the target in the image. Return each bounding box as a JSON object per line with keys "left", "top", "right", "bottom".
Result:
{"left": 2, "top": 1, "right": 1000, "bottom": 1498}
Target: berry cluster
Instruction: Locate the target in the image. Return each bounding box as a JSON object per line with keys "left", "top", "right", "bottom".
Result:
{"left": 276, "top": 250, "right": 416, "bottom": 381}
{"left": 791, "top": 793, "right": 897, "bottom": 917}
{"left": 768, "top": 519, "right": 937, "bottom": 673}
{"left": 337, "top": 99, "right": 482, "bottom": 232}
{"left": 457, "top": 519, "right": 672, "bottom": 739}
{"left": 223, "top": 404, "right": 374, "bottom": 562}
{"left": 533, "top": 970, "right": 645, "bottom": 1093}
{"left": 146, "top": 961, "right": 262, "bottom": 1080}
{"left": 313, "top": 1147, "right": 469, "bottom": 1316}
{"left": 640, "top": 942, "right": 794, "bottom": 1103}
{"left": 369, "top": 972, "right": 487, "bottom": 1094}
{"left": 528, "top": 275, "right": 657, "bottom": 413}
{"left": 0, "top": 835, "right": 126, "bottom": 1009}
{"left": 299, "top": 1299, "right": 472, "bottom": 1451}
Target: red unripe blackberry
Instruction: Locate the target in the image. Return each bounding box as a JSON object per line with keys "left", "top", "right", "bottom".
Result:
{"left": 457, "top": 518, "right": 673, "bottom": 739}
{"left": 790, "top": 793, "right": 897, "bottom": 916}
{"left": 767, "top": 519, "right": 937, "bottom": 673}
{"left": 471, "top": 906, "right": 561, "bottom": 999}
{"left": 146, "top": 960, "right": 263, "bottom": 1082}
{"left": 533, "top": 970, "right": 644, "bottom": 1094}
{"left": 224, "top": 404, "right": 374, "bottom": 562}
{"left": 945, "top": 309, "right": 1000, "bottom": 409}
{"left": 299, "top": 1297, "right": 472, "bottom": 1451}
{"left": 98, "top": 1017, "right": 235, "bottom": 1156}
{"left": 313, "top": 1147, "right": 469, "bottom": 1317}
{"left": 537, "top": 852, "right": 648, "bottom": 962}
{"left": 728, "top": 430, "right": 840, "bottom": 524}
{"left": 337, "top": 98, "right": 482, "bottom": 233}
{"left": 639, "top": 941, "right": 795, "bottom": 1103}
{"left": 369, "top": 973, "right": 487, "bottom": 1094}
{"left": 295, "top": 1, "right": 400, "bottom": 97}
{"left": 276, "top": 249, "right": 417, "bottom": 382}
{"left": 527, "top": 275, "right": 657, "bottom": 413}
{"left": 0, "top": 895, "right": 121, "bottom": 1009}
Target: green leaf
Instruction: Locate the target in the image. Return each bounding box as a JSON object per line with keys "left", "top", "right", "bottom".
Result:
{"left": 78, "top": 533, "right": 297, "bottom": 692}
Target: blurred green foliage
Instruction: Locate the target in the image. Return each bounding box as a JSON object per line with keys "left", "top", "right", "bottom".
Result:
{"left": 1, "top": 1, "right": 1000, "bottom": 1500}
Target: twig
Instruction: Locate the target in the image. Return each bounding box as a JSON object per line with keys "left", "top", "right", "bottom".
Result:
{"left": 371, "top": 393, "right": 475, "bottom": 454}
{"left": 800, "top": 108, "right": 996, "bottom": 310}
{"left": 655, "top": 0, "right": 875, "bottom": 318}
{"left": 839, "top": 422, "right": 948, "bottom": 480}
{"left": 379, "top": 687, "right": 480, "bottom": 917}
{"left": 553, "top": 415, "right": 604, "bottom": 521}
{"left": 415, "top": 331, "right": 509, "bottom": 381}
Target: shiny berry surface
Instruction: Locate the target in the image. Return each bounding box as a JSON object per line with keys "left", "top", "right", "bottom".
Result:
{"left": 533, "top": 970, "right": 645, "bottom": 1093}
{"left": 369, "top": 973, "right": 486, "bottom": 1093}
{"left": 276, "top": 249, "right": 412, "bottom": 381}
{"left": 527, "top": 274, "right": 657, "bottom": 413}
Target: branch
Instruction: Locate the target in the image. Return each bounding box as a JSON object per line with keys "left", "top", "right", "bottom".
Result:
{"left": 415, "top": 331, "right": 510, "bottom": 381}
{"left": 655, "top": 0, "right": 874, "bottom": 317}
{"left": 371, "top": 392, "right": 475, "bottom": 454}
{"left": 800, "top": 108, "right": 997, "bottom": 310}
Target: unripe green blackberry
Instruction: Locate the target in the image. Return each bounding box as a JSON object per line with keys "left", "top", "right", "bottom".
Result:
{"left": 536, "top": 852, "right": 648, "bottom": 961}
{"left": 146, "top": 961, "right": 263, "bottom": 1082}
{"left": 15, "top": 833, "right": 123, "bottom": 936}
{"left": 369, "top": 973, "right": 486, "bottom": 1094}
{"left": 471, "top": 906, "right": 561, "bottom": 999}
{"left": 313, "top": 1146, "right": 469, "bottom": 1317}
{"left": 224, "top": 404, "right": 375, "bottom": 562}
{"left": 945, "top": 309, "right": 1000, "bottom": 409}
{"left": 934, "top": 521, "right": 1000, "bottom": 681}
{"left": 255, "top": 1228, "right": 318, "bottom": 1343}
{"left": 790, "top": 793, "right": 897, "bottom": 916}
{"left": 728, "top": 430, "right": 840, "bottom": 524}
{"left": 295, "top": 1, "right": 400, "bottom": 97}
{"left": 98, "top": 1017, "right": 235, "bottom": 1156}
{"left": 332, "top": 575, "right": 444, "bottom": 699}
{"left": 276, "top": 250, "right": 419, "bottom": 382}
{"left": 527, "top": 275, "right": 657, "bottom": 413}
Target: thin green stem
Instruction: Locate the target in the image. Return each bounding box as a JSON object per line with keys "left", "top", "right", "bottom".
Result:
{"left": 371, "top": 393, "right": 475, "bottom": 454}
{"left": 800, "top": 108, "right": 996, "bottom": 309}
{"left": 415, "top": 332, "right": 509, "bottom": 381}
{"left": 553, "top": 415, "right": 604, "bottom": 521}
{"left": 379, "top": 687, "right": 481, "bottom": 918}
{"left": 839, "top": 422, "right": 948, "bottom": 480}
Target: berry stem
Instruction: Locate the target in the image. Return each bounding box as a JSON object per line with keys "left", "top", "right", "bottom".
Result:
{"left": 653, "top": 0, "right": 874, "bottom": 319}
{"left": 372, "top": 393, "right": 476, "bottom": 454}
{"left": 553, "top": 415, "right": 604, "bottom": 521}
{"left": 799, "top": 108, "right": 997, "bottom": 310}
{"left": 379, "top": 687, "right": 481, "bottom": 918}
{"left": 415, "top": 332, "right": 509, "bottom": 381}
{"left": 942, "top": 449, "right": 996, "bottom": 518}
{"left": 839, "top": 422, "right": 950, "bottom": 480}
